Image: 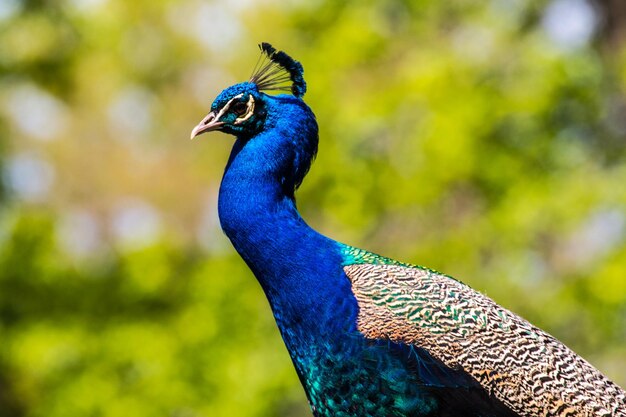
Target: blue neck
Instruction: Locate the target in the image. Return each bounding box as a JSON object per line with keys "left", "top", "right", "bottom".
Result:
{"left": 217, "top": 95, "right": 349, "bottom": 336}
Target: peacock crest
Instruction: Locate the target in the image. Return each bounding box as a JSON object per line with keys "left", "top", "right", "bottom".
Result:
{"left": 249, "top": 43, "right": 307, "bottom": 98}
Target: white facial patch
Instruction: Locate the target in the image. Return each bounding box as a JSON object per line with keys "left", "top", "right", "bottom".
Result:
{"left": 214, "top": 93, "right": 244, "bottom": 122}
{"left": 234, "top": 95, "right": 256, "bottom": 125}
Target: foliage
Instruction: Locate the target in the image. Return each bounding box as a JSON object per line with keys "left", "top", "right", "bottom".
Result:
{"left": 0, "top": 0, "right": 624, "bottom": 416}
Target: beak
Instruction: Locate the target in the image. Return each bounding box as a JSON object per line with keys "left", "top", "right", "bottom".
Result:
{"left": 190, "top": 111, "right": 224, "bottom": 139}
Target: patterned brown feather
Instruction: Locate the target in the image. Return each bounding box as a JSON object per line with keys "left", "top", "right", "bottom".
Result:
{"left": 344, "top": 263, "right": 626, "bottom": 417}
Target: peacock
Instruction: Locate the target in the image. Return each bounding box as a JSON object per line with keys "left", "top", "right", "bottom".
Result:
{"left": 190, "top": 43, "right": 626, "bottom": 417}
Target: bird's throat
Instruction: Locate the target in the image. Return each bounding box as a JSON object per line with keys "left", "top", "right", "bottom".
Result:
{"left": 217, "top": 135, "right": 336, "bottom": 299}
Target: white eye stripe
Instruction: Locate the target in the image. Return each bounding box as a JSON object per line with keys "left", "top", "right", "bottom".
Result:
{"left": 214, "top": 93, "right": 244, "bottom": 122}
{"left": 234, "top": 95, "right": 255, "bottom": 125}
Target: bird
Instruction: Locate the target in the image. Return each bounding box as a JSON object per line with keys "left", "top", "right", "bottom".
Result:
{"left": 190, "top": 43, "right": 626, "bottom": 417}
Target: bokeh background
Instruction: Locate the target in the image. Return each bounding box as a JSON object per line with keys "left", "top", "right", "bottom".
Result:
{"left": 1, "top": 0, "right": 625, "bottom": 416}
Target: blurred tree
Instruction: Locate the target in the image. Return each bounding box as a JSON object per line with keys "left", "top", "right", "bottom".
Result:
{"left": 0, "top": 0, "right": 624, "bottom": 416}
{"left": 593, "top": 0, "right": 626, "bottom": 48}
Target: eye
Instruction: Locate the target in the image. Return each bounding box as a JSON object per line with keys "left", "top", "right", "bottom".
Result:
{"left": 231, "top": 101, "right": 247, "bottom": 116}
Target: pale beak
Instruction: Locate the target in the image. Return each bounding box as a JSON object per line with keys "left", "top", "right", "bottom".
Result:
{"left": 190, "top": 111, "right": 224, "bottom": 139}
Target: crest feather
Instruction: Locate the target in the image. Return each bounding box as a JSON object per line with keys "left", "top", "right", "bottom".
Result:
{"left": 250, "top": 43, "right": 306, "bottom": 98}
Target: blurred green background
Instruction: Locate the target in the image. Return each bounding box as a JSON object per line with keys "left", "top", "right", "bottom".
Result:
{"left": 1, "top": 0, "right": 625, "bottom": 416}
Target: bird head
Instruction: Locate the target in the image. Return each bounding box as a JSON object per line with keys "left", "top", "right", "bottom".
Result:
{"left": 190, "top": 82, "right": 265, "bottom": 138}
{"left": 191, "top": 43, "right": 307, "bottom": 140}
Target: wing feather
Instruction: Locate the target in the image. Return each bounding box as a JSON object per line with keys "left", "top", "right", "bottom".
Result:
{"left": 344, "top": 263, "right": 626, "bottom": 417}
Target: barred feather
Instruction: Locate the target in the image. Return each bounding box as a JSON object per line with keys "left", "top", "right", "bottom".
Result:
{"left": 344, "top": 263, "right": 626, "bottom": 417}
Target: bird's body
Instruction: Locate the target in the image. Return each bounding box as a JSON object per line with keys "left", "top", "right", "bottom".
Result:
{"left": 192, "top": 44, "right": 626, "bottom": 417}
